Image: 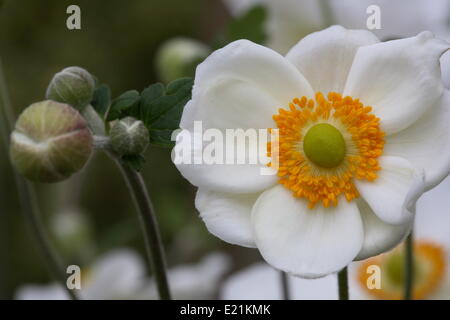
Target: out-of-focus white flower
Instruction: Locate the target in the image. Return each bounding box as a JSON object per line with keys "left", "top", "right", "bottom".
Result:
{"left": 175, "top": 26, "right": 450, "bottom": 278}
{"left": 16, "top": 250, "right": 231, "bottom": 300}
{"left": 155, "top": 37, "right": 210, "bottom": 83}
{"left": 139, "top": 252, "right": 231, "bottom": 300}
{"left": 224, "top": 0, "right": 324, "bottom": 54}
{"left": 16, "top": 249, "right": 148, "bottom": 300}
{"left": 223, "top": 0, "right": 450, "bottom": 54}
{"left": 221, "top": 263, "right": 338, "bottom": 300}
{"left": 51, "top": 207, "right": 94, "bottom": 259}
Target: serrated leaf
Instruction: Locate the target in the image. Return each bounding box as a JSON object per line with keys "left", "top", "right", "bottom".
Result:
{"left": 91, "top": 84, "right": 111, "bottom": 118}
{"left": 121, "top": 154, "right": 146, "bottom": 171}
{"left": 139, "top": 78, "right": 194, "bottom": 148}
{"left": 107, "top": 90, "right": 140, "bottom": 121}
{"left": 227, "top": 5, "right": 267, "bottom": 44}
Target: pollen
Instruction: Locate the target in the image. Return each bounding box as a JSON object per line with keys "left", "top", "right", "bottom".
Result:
{"left": 357, "top": 241, "right": 446, "bottom": 300}
{"left": 267, "top": 92, "right": 384, "bottom": 208}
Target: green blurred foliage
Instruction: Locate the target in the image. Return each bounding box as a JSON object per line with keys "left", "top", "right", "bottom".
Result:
{"left": 0, "top": 0, "right": 260, "bottom": 299}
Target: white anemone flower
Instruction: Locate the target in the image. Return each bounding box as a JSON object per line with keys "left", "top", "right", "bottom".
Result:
{"left": 223, "top": 0, "right": 450, "bottom": 54}
{"left": 16, "top": 248, "right": 147, "bottom": 300}
{"left": 221, "top": 263, "right": 338, "bottom": 299}
{"left": 174, "top": 26, "right": 450, "bottom": 278}
{"left": 139, "top": 252, "right": 231, "bottom": 299}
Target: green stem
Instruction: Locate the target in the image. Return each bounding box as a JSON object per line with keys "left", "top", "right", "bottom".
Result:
{"left": 319, "top": 0, "right": 335, "bottom": 27}
{"left": 404, "top": 232, "right": 414, "bottom": 300}
{"left": 111, "top": 156, "right": 171, "bottom": 300}
{"left": 280, "top": 271, "right": 290, "bottom": 300}
{"left": 338, "top": 267, "right": 349, "bottom": 300}
{"left": 0, "top": 58, "right": 78, "bottom": 300}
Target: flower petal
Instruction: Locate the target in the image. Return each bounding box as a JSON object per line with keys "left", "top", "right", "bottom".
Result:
{"left": 344, "top": 32, "right": 449, "bottom": 134}
{"left": 195, "top": 189, "right": 259, "bottom": 247}
{"left": 355, "top": 156, "right": 425, "bottom": 225}
{"left": 252, "top": 185, "right": 363, "bottom": 278}
{"left": 173, "top": 128, "right": 277, "bottom": 193}
{"left": 384, "top": 90, "right": 450, "bottom": 190}
{"left": 355, "top": 198, "right": 412, "bottom": 261}
{"left": 286, "top": 25, "right": 379, "bottom": 94}
{"left": 181, "top": 39, "right": 314, "bottom": 130}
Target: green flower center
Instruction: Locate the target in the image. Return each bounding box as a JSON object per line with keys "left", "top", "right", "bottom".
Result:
{"left": 303, "top": 123, "right": 346, "bottom": 168}
{"left": 385, "top": 251, "right": 423, "bottom": 286}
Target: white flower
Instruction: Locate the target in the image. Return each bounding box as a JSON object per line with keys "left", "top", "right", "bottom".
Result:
{"left": 221, "top": 263, "right": 337, "bottom": 300}
{"left": 15, "top": 250, "right": 230, "bottom": 300}
{"left": 16, "top": 248, "right": 147, "bottom": 300}
{"left": 175, "top": 26, "right": 450, "bottom": 278}
{"left": 223, "top": 0, "right": 450, "bottom": 54}
{"left": 139, "top": 252, "right": 231, "bottom": 299}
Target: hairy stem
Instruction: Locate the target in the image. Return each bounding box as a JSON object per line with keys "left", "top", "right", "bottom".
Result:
{"left": 111, "top": 155, "right": 171, "bottom": 300}
{"left": 0, "top": 58, "right": 78, "bottom": 300}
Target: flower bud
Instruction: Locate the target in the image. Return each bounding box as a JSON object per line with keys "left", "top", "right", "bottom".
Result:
{"left": 156, "top": 37, "right": 209, "bottom": 83}
{"left": 110, "top": 117, "right": 149, "bottom": 156}
{"left": 10, "top": 100, "right": 93, "bottom": 183}
{"left": 46, "top": 66, "right": 95, "bottom": 111}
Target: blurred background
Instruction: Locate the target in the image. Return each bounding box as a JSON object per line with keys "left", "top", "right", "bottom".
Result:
{"left": 1, "top": 0, "right": 450, "bottom": 300}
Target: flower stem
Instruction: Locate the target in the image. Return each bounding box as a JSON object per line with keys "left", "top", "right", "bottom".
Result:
{"left": 0, "top": 58, "right": 78, "bottom": 300}
{"left": 404, "top": 232, "right": 414, "bottom": 300}
{"left": 338, "top": 267, "right": 349, "bottom": 300}
{"left": 280, "top": 271, "right": 290, "bottom": 300}
{"left": 111, "top": 157, "right": 171, "bottom": 300}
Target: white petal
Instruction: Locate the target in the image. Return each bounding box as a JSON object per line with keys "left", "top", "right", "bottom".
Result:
{"left": 173, "top": 129, "right": 277, "bottom": 193}
{"left": 355, "top": 156, "right": 425, "bottom": 225}
{"left": 384, "top": 90, "right": 450, "bottom": 190}
{"left": 220, "top": 263, "right": 338, "bottom": 300}
{"left": 15, "top": 284, "right": 69, "bottom": 300}
{"left": 252, "top": 185, "right": 363, "bottom": 278}
{"left": 286, "top": 25, "right": 379, "bottom": 94}
{"left": 264, "top": 0, "right": 324, "bottom": 54}
{"left": 181, "top": 39, "right": 314, "bottom": 130}
{"left": 415, "top": 175, "right": 450, "bottom": 246}
{"left": 195, "top": 189, "right": 258, "bottom": 248}
{"left": 83, "top": 249, "right": 146, "bottom": 299}
{"left": 331, "top": 0, "right": 450, "bottom": 41}
{"left": 344, "top": 32, "right": 449, "bottom": 134}
{"left": 355, "top": 199, "right": 412, "bottom": 261}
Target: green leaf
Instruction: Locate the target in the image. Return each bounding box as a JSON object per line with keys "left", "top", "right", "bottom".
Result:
{"left": 227, "top": 5, "right": 267, "bottom": 44}
{"left": 121, "top": 154, "right": 146, "bottom": 172}
{"left": 90, "top": 84, "right": 111, "bottom": 118}
{"left": 107, "top": 90, "right": 140, "bottom": 121}
{"left": 140, "top": 78, "right": 194, "bottom": 148}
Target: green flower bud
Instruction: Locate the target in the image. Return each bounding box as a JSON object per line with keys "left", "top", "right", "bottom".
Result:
{"left": 110, "top": 117, "right": 149, "bottom": 156}
{"left": 156, "top": 37, "right": 210, "bottom": 83}
{"left": 46, "top": 66, "right": 95, "bottom": 111}
{"left": 10, "top": 100, "right": 93, "bottom": 183}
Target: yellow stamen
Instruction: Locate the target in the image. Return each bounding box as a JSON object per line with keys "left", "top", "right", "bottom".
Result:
{"left": 268, "top": 92, "right": 384, "bottom": 208}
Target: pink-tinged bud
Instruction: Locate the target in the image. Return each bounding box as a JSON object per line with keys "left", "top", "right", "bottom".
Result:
{"left": 10, "top": 100, "right": 93, "bottom": 183}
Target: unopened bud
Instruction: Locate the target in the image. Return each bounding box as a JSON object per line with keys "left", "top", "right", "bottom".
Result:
{"left": 46, "top": 66, "right": 95, "bottom": 111}
{"left": 10, "top": 100, "right": 93, "bottom": 183}
{"left": 110, "top": 117, "right": 149, "bottom": 156}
